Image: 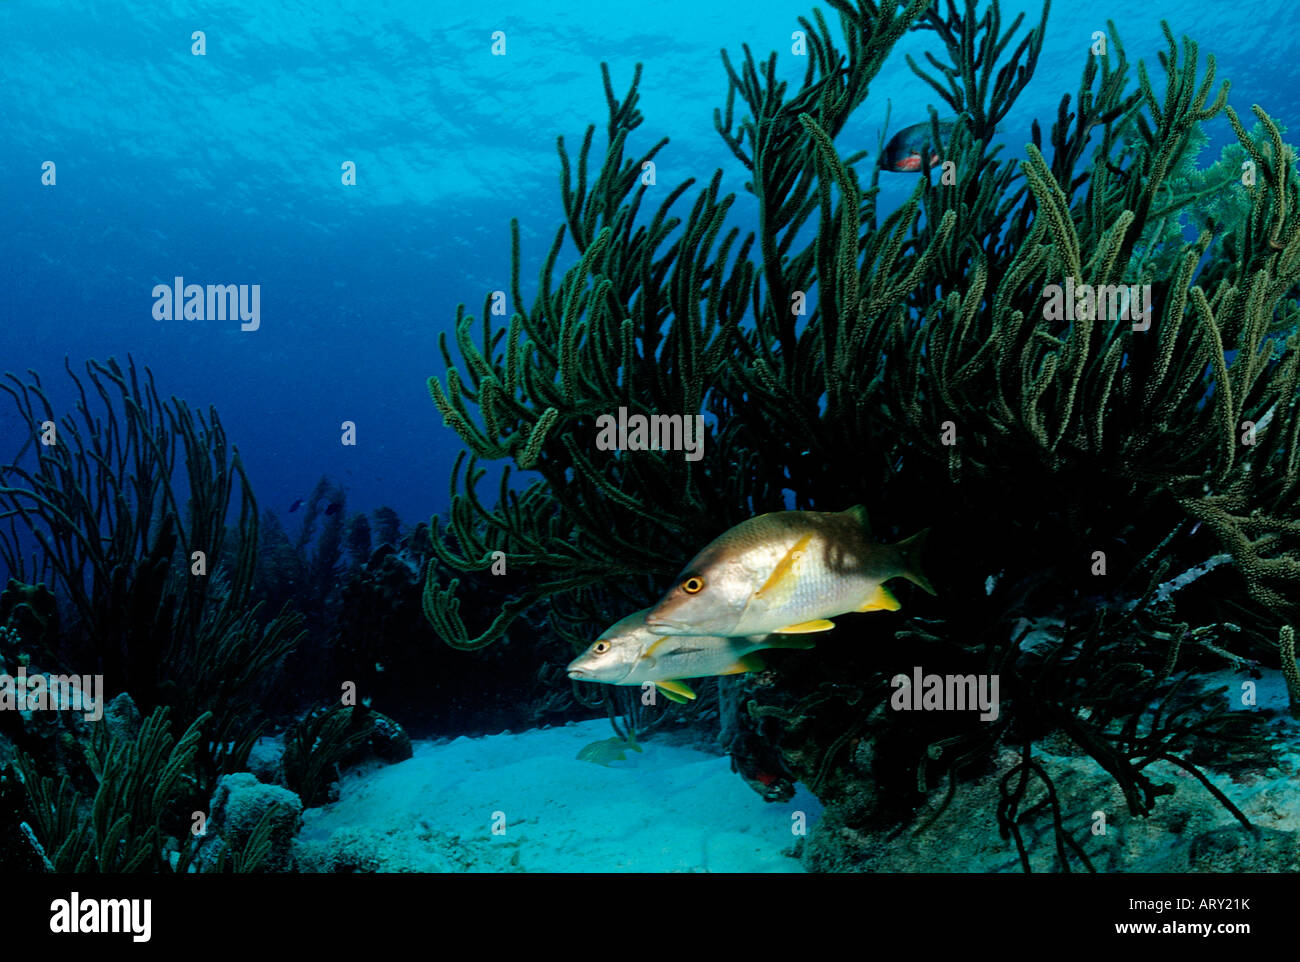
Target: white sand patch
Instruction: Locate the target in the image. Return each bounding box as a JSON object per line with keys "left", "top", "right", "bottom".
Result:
{"left": 295, "top": 718, "right": 820, "bottom": 872}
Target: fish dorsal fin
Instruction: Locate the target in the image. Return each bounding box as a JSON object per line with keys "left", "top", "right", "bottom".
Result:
{"left": 656, "top": 679, "right": 697, "bottom": 703}
{"left": 846, "top": 504, "right": 871, "bottom": 536}
{"left": 857, "top": 584, "right": 901, "bottom": 612}
{"left": 773, "top": 619, "right": 836, "bottom": 634}
{"left": 755, "top": 534, "right": 813, "bottom": 602}
{"left": 721, "top": 653, "right": 765, "bottom": 675}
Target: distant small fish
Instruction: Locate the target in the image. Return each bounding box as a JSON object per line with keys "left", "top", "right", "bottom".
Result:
{"left": 324, "top": 501, "right": 343, "bottom": 516}
{"left": 577, "top": 734, "right": 643, "bottom": 767}
{"left": 878, "top": 119, "right": 956, "bottom": 172}
{"left": 645, "top": 506, "right": 935, "bottom": 637}
{"left": 288, "top": 498, "right": 304, "bottom": 513}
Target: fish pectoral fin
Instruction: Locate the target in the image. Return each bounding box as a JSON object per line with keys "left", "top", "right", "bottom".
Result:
{"left": 754, "top": 534, "right": 813, "bottom": 603}
{"left": 656, "top": 680, "right": 697, "bottom": 703}
{"left": 656, "top": 685, "right": 688, "bottom": 704}
{"left": 773, "top": 619, "right": 836, "bottom": 633}
{"left": 857, "top": 584, "right": 901, "bottom": 612}
{"left": 721, "top": 653, "right": 765, "bottom": 675}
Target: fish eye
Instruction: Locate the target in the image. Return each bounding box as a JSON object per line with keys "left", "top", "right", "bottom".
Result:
{"left": 593, "top": 641, "right": 610, "bottom": 654}
{"left": 681, "top": 576, "right": 705, "bottom": 594}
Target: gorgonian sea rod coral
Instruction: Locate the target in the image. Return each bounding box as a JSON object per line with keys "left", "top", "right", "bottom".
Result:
{"left": 0, "top": 357, "right": 305, "bottom": 794}
{"left": 425, "top": 0, "right": 1299, "bottom": 642}
{"left": 424, "top": 0, "right": 1300, "bottom": 862}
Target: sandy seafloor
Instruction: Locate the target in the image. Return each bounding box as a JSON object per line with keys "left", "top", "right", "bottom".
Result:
{"left": 294, "top": 719, "right": 823, "bottom": 872}
{"left": 292, "top": 671, "right": 1299, "bottom": 873}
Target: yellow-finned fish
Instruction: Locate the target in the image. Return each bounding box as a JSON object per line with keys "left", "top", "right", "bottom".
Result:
{"left": 566, "top": 608, "right": 815, "bottom": 704}
{"left": 644, "top": 506, "right": 934, "bottom": 637}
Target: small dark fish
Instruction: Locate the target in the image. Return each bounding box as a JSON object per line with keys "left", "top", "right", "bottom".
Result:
{"left": 288, "top": 498, "right": 303, "bottom": 513}
{"left": 324, "top": 501, "right": 343, "bottom": 516}
{"left": 878, "top": 119, "right": 956, "bottom": 173}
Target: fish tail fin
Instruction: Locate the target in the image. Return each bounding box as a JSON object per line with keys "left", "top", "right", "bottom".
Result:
{"left": 894, "top": 528, "right": 936, "bottom": 596}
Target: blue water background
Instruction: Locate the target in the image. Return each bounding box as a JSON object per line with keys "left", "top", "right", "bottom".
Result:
{"left": 0, "top": 0, "right": 1290, "bottom": 536}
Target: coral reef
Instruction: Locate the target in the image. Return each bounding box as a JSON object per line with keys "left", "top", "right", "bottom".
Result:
{"left": 12, "top": 698, "right": 307, "bottom": 874}
{"left": 200, "top": 773, "right": 303, "bottom": 873}
{"left": 801, "top": 718, "right": 1298, "bottom": 872}
{"left": 294, "top": 476, "right": 347, "bottom": 611}
{"left": 422, "top": 0, "right": 1300, "bottom": 869}
{"left": 343, "top": 512, "right": 372, "bottom": 567}
{"left": 16, "top": 705, "right": 205, "bottom": 872}
{"left": 0, "top": 357, "right": 305, "bottom": 793}
{"left": 1281, "top": 625, "right": 1300, "bottom": 717}
{"left": 0, "top": 579, "right": 58, "bottom": 656}
{"left": 246, "top": 735, "right": 286, "bottom": 786}
{"left": 282, "top": 705, "right": 379, "bottom": 808}
{"left": 281, "top": 704, "right": 412, "bottom": 807}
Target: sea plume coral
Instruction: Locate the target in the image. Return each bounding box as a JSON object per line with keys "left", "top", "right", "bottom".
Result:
{"left": 424, "top": 0, "right": 1298, "bottom": 868}
{"left": 0, "top": 357, "right": 304, "bottom": 793}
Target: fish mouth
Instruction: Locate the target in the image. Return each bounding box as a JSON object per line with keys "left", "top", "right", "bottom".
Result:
{"left": 569, "top": 667, "right": 621, "bottom": 684}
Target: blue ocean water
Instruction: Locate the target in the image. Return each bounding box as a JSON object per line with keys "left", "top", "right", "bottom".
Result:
{"left": 1, "top": 0, "right": 1288, "bottom": 528}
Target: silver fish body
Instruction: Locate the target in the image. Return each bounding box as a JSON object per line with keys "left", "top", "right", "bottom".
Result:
{"left": 645, "top": 507, "right": 934, "bottom": 637}
{"left": 567, "top": 608, "right": 772, "bottom": 688}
